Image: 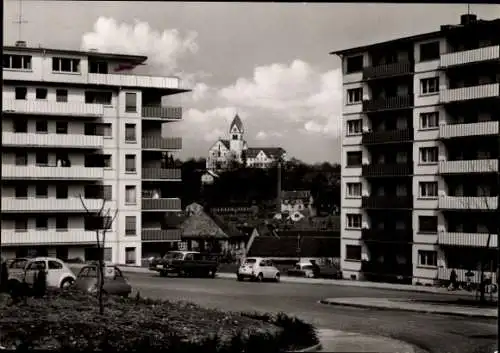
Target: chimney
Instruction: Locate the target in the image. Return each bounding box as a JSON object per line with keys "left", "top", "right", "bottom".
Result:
{"left": 460, "top": 14, "right": 477, "bottom": 25}
{"left": 15, "top": 40, "right": 27, "bottom": 47}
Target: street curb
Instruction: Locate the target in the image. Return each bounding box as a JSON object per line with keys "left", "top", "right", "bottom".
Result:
{"left": 292, "top": 342, "right": 323, "bottom": 352}
{"left": 318, "top": 299, "right": 497, "bottom": 319}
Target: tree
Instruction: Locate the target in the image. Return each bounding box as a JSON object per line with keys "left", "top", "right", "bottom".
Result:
{"left": 79, "top": 195, "right": 118, "bottom": 315}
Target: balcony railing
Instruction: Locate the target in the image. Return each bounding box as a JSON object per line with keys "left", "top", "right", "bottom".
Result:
{"left": 88, "top": 73, "right": 183, "bottom": 90}
{"left": 361, "top": 196, "right": 413, "bottom": 209}
{"left": 2, "top": 230, "right": 97, "bottom": 246}
{"left": 141, "top": 228, "right": 182, "bottom": 242}
{"left": 439, "top": 121, "right": 499, "bottom": 138}
{"left": 362, "top": 163, "right": 413, "bottom": 177}
{"left": 362, "top": 95, "right": 413, "bottom": 112}
{"left": 438, "top": 196, "right": 498, "bottom": 210}
{"left": 439, "top": 83, "right": 500, "bottom": 103}
{"left": 438, "top": 231, "right": 498, "bottom": 248}
{"left": 438, "top": 268, "right": 497, "bottom": 284}
{"left": 362, "top": 61, "right": 413, "bottom": 80}
{"left": 142, "top": 137, "right": 182, "bottom": 150}
{"left": 439, "top": 159, "right": 498, "bottom": 174}
{"left": 440, "top": 45, "right": 500, "bottom": 68}
{"left": 362, "top": 129, "right": 413, "bottom": 145}
{"left": 2, "top": 99, "right": 104, "bottom": 117}
{"left": 361, "top": 228, "right": 412, "bottom": 243}
{"left": 2, "top": 132, "right": 103, "bottom": 149}
{"left": 3, "top": 165, "right": 104, "bottom": 180}
{"left": 142, "top": 106, "right": 183, "bottom": 120}
{"left": 2, "top": 198, "right": 103, "bottom": 213}
{"left": 142, "top": 168, "right": 182, "bottom": 180}
{"left": 142, "top": 198, "right": 182, "bottom": 211}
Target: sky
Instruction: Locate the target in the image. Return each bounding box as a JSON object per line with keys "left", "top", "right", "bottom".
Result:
{"left": 3, "top": 1, "right": 500, "bottom": 163}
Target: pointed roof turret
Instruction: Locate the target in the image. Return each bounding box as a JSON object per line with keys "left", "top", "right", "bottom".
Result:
{"left": 230, "top": 114, "right": 244, "bottom": 133}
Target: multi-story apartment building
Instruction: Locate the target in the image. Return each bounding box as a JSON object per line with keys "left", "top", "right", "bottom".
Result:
{"left": 1, "top": 41, "right": 189, "bottom": 265}
{"left": 335, "top": 14, "right": 499, "bottom": 285}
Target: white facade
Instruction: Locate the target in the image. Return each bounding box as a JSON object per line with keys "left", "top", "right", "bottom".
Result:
{"left": 2, "top": 45, "right": 188, "bottom": 265}
{"left": 339, "top": 17, "right": 500, "bottom": 285}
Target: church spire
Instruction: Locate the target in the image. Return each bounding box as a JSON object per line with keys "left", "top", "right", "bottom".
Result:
{"left": 230, "top": 114, "right": 244, "bottom": 133}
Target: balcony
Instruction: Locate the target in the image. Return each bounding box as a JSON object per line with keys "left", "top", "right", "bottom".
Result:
{"left": 439, "top": 83, "right": 500, "bottom": 103}
{"left": 2, "top": 99, "right": 103, "bottom": 117}
{"left": 362, "top": 129, "right": 413, "bottom": 145}
{"left": 142, "top": 198, "right": 182, "bottom": 211}
{"left": 88, "top": 73, "right": 184, "bottom": 90}
{"left": 438, "top": 231, "right": 498, "bottom": 248}
{"left": 438, "top": 268, "right": 497, "bottom": 284}
{"left": 142, "top": 106, "right": 183, "bottom": 120}
{"left": 439, "top": 159, "right": 498, "bottom": 174}
{"left": 362, "top": 61, "right": 413, "bottom": 80}
{"left": 2, "top": 230, "right": 97, "bottom": 246}
{"left": 362, "top": 163, "right": 413, "bottom": 178}
{"left": 440, "top": 45, "right": 500, "bottom": 68}
{"left": 142, "top": 137, "right": 182, "bottom": 150}
{"left": 2, "top": 198, "right": 104, "bottom": 213}
{"left": 2, "top": 165, "right": 104, "bottom": 180}
{"left": 142, "top": 168, "right": 182, "bottom": 180}
{"left": 439, "top": 121, "right": 499, "bottom": 139}
{"left": 438, "top": 196, "right": 498, "bottom": 210}
{"left": 2, "top": 132, "right": 103, "bottom": 149}
{"left": 361, "top": 228, "right": 412, "bottom": 243}
{"left": 362, "top": 95, "right": 413, "bottom": 113}
{"left": 361, "top": 196, "right": 413, "bottom": 209}
{"left": 141, "top": 228, "right": 182, "bottom": 242}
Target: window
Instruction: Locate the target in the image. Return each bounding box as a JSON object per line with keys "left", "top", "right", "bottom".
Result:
{"left": 56, "top": 89, "right": 68, "bottom": 102}
{"left": 421, "top": 77, "right": 439, "bottom": 94}
{"left": 56, "top": 216, "right": 68, "bottom": 231}
{"left": 345, "top": 245, "right": 362, "bottom": 261}
{"left": 36, "top": 88, "right": 48, "bottom": 99}
{"left": 346, "top": 119, "right": 362, "bottom": 135}
{"left": 48, "top": 260, "right": 63, "bottom": 270}
{"left": 419, "top": 42, "right": 440, "bottom": 62}
{"left": 13, "top": 119, "right": 27, "bottom": 133}
{"left": 346, "top": 151, "right": 362, "bottom": 167}
{"left": 15, "top": 87, "right": 27, "bottom": 100}
{"left": 419, "top": 147, "right": 438, "bottom": 164}
{"left": 346, "top": 183, "right": 362, "bottom": 198}
{"left": 125, "top": 155, "right": 136, "bottom": 173}
{"left": 15, "top": 152, "right": 27, "bottom": 166}
{"left": 418, "top": 250, "right": 437, "bottom": 267}
{"left": 89, "top": 61, "right": 108, "bottom": 74}
{"left": 125, "top": 93, "right": 137, "bottom": 113}
{"left": 36, "top": 120, "right": 48, "bottom": 133}
{"left": 420, "top": 112, "right": 439, "bottom": 129}
{"left": 84, "top": 91, "right": 112, "bottom": 105}
{"left": 52, "top": 57, "right": 80, "bottom": 73}
{"left": 27, "top": 261, "right": 46, "bottom": 271}
{"left": 346, "top": 55, "right": 363, "bottom": 74}
{"left": 15, "top": 186, "right": 28, "bottom": 198}
{"left": 125, "top": 216, "right": 136, "bottom": 236}
{"left": 35, "top": 216, "right": 48, "bottom": 230}
{"left": 3, "top": 54, "right": 32, "bottom": 70}
{"left": 347, "top": 88, "right": 363, "bottom": 104}
{"left": 15, "top": 219, "right": 27, "bottom": 232}
{"left": 418, "top": 216, "right": 438, "bottom": 233}
{"left": 125, "top": 247, "right": 136, "bottom": 264}
{"left": 36, "top": 152, "right": 48, "bottom": 166}
{"left": 102, "top": 123, "right": 112, "bottom": 138}
{"left": 56, "top": 121, "right": 68, "bottom": 134}
{"left": 125, "top": 185, "right": 137, "bottom": 204}
{"left": 103, "top": 185, "right": 112, "bottom": 201}
{"left": 346, "top": 214, "right": 362, "bottom": 229}
{"left": 36, "top": 184, "right": 48, "bottom": 198}
{"left": 103, "top": 155, "right": 112, "bottom": 169}
{"left": 56, "top": 185, "right": 68, "bottom": 199}
{"left": 125, "top": 123, "right": 136, "bottom": 142}
{"left": 232, "top": 134, "right": 238, "bottom": 140}
{"left": 419, "top": 182, "right": 438, "bottom": 198}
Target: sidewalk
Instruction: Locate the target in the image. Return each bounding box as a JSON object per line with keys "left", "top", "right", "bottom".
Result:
{"left": 320, "top": 297, "right": 498, "bottom": 319}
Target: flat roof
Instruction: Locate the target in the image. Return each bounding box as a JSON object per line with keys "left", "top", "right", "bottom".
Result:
{"left": 4, "top": 45, "right": 148, "bottom": 64}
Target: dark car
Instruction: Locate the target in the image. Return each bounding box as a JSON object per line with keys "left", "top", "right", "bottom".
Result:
{"left": 150, "top": 251, "right": 219, "bottom": 278}
{"left": 74, "top": 265, "right": 132, "bottom": 297}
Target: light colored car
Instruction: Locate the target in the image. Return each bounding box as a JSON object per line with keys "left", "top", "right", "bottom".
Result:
{"left": 74, "top": 264, "right": 132, "bottom": 297}
{"left": 9, "top": 257, "right": 76, "bottom": 289}
{"left": 237, "top": 257, "right": 280, "bottom": 282}
{"left": 287, "top": 262, "right": 315, "bottom": 278}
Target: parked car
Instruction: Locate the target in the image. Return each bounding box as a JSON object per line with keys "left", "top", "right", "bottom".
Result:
{"left": 74, "top": 264, "right": 132, "bottom": 297}
{"left": 8, "top": 257, "right": 76, "bottom": 289}
{"left": 237, "top": 257, "right": 280, "bottom": 282}
{"left": 149, "top": 251, "right": 219, "bottom": 278}
{"left": 287, "top": 262, "right": 315, "bottom": 278}
{"left": 6, "top": 257, "right": 31, "bottom": 278}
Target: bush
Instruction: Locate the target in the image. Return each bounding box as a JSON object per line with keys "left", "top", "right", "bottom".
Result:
{"left": 0, "top": 288, "right": 318, "bottom": 352}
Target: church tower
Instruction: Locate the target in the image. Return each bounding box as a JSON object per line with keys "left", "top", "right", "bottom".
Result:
{"left": 229, "top": 114, "right": 245, "bottom": 160}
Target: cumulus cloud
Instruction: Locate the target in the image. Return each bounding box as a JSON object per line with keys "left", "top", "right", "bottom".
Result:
{"left": 255, "top": 131, "right": 283, "bottom": 140}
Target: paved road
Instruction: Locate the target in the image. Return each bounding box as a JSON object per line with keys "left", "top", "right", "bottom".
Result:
{"left": 123, "top": 272, "right": 497, "bottom": 353}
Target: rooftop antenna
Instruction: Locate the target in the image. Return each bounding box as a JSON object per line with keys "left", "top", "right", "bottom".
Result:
{"left": 14, "top": 0, "right": 28, "bottom": 42}
{"left": 467, "top": 3, "right": 471, "bottom": 15}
